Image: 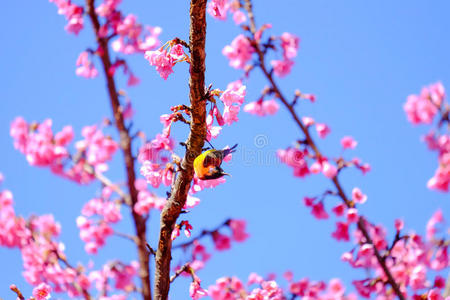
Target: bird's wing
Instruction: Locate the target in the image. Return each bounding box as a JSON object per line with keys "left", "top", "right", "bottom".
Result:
{"left": 221, "top": 144, "right": 238, "bottom": 158}
{"left": 202, "top": 150, "right": 223, "bottom": 167}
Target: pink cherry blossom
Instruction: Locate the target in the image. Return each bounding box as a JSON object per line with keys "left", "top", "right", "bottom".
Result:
{"left": 32, "top": 283, "right": 52, "bottom": 300}
{"left": 280, "top": 32, "right": 300, "bottom": 59}
{"left": 220, "top": 80, "right": 246, "bottom": 125}
{"left": 76, "top": 51, "right": 98, "bottom": 78}
{"left": 228, "top": 219, "right": 249, "bottom": 242}
{"left": 331, "top": 222, "right": 350, "bottom": 241}
{"left": 50, "top": 0, "right": 84, "bottom": 34}
{"left": 222, "top": 104, "right": 240, "bottom": 125}
{"left": 212, "top": 232, "right": 231, "bottom": 250}
{"left": 169, "top": 44, "right": 185, "bottom": 60}
{"left": 223, "top": 34, "right": 254, "bottom": 69}
{"left": 347, "top": 208, "right": 358, "bottom": 223}
{"left": 311, "top": 202, "right": 329, "bottom": 220}
{"left": 316, "top": 123, "right": 331, "bottom": 138}
{"left": 243, "top": 99, "right": 279, "bottom": 116}
{"left": 322, "top": 161, "right": 337, "bottom": 178}
{"left": 207, "top": 0, "right": 229, "bottom": 20}
{"left": 190, "top": 279, "right": 208, "bottom": 299}
{"left": 302, "top": 116, "right": 315, "bottom": 127}
{"left": 404, "top": 82, "right": 445, "bottom": 125}
{"left": 332, "top": 203, "right": 346, "bottom": 217}
{"left": 395, "top": 219, "right": 404, "bottom": 231}
{"left": 277, "top": 148, "right": 310, "bottom": 178}
{"left": 144, "top": 49, "right": 174, "bottom": 80}
{"left": 341, "top": 136, "right": 358, "bottom": 149}
{"left": 233, "top": 10, "right": 247, "bottom": 25}
{"left": 352, "top": 187, "right": 367, "bottom": 204}
{"left": 271, "top": 59, "right": 294, "bottom": 77}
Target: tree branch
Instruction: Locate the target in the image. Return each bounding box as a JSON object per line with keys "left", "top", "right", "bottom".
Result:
{"left": 153, "top": 0, "right": 207, "bottom": 299}
{"left": 85, "top": 1, "right": 151, "bottom": 299}
{"left": 172, "top": 218, "right": 230, "bottom": 249}
{"left": 82, "top": 163, "right": 131, "bottom": 205}
{"left": 243, "top": 1, "right": 405, "bottom": 299}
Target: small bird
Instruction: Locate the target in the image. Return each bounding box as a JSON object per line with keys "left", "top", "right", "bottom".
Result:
{"left": 194, "top": 144, "right": 238, "bottom": 180}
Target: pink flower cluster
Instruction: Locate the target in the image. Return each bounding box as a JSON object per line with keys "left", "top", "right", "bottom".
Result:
{"left": 76, "top": 187, "right": 122, "bottom": 254}
{"left": 244, "top": 99, "right": 279, "bottom": 116}
{"left": 0, "top": 187, "right": 91, "bottom": 297}
{"left": 172, "top": 220, "right": 193, "bottom": 241}
{"left": 76, "top": 51, "right": 98, "bottom": 78}
{"left": 219, "top": 80, "right": 246, "bottom": 125}
{"left": 207, "top": 0, "right": 247, "bottom": 25}
{"left": 206, "top": 273, "right": 356, "bottom": 300}
{"left": 404, "top": 82, "right": 444, "bottom": 125}
{"left": 10, "top": 118, "right": 119, "bottom": 184}
{"left": 277, "top": 147, "right": 311, "bottom": 178}
{"left": 89, "top": 260, "right": 139, "bottom": 294}
{"left": 75, "top": 124, "right": 119, "bottom": 174}
{"left": 133, "top": 178, "right": 166, "bottom": 215}
{"left": 10, "top": 117, "right": 75, "bottom": 175}
{"left": 303, "top": 187, "right": 368, "bottom": 241}
{"left": 111, "top": 14, "right": 161, "bottom": 54}
{"left": 144, "top": 43, "right": 187, "bottom": 80}
{"left": 271, "top": 32, "right": 300, "bottom": 77}
{"left": 223, "top": 34, "right": 254, "bottom": 69}
{"left": 93, "top": 0, "right": 162, "bottom": 55}
{"left": 49, "top": 0, "right": 84, "bottom": 34}
{"left": 174, "top": 219, "right": 248, "bottom": 277}
{"left": 32, "top": 282, "right": 52, "bottom": 300}
{"left": 139, "top": 133, "right": 175, "bottom": 188}
{"left": 278, "top": 136, "right": 368, "bottom": 180}
{"left": 404, "top": 82, "right": 449, "bottom": 192}
{"left": 341, "top": 211, "right": 449, "bottom": 298}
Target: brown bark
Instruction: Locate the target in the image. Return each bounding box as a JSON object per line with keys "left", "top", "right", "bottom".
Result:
{"left": 153, "top": 0, "right": 207, "bottom": 299}
{"left": 85, "top": 1, "right": 151, "bottom": 299}
{"left": 244, "top": 1, "right": 405, "bottom": 299}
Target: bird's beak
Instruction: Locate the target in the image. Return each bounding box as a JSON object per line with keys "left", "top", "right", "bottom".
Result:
{"left": 221, "top": 172, "right": 231, "bottom": 177}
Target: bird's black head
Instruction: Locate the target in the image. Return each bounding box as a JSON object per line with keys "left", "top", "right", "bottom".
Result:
{"left": 203, "top": 166, "right": 230, "bottom": 180}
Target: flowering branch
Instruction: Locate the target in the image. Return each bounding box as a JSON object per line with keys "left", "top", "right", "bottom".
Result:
{"left": 10, "top": 284, "right": 25, "bottom": 300}
{"left": 82, "top": 163, "right": 131, "bottom": 205}
{"left": 55, "top": 250, "right": 92, "bottom": 300}
{"left": 85, "top": 0, "right": 151, "bottom": 299}
{"left": 243, "top": 1, "right": 405, "bottom": 299}
{"left": 153, "top": 0, "right": 207, "bottom": 299}
{"left": 173, "top": 218, "right": 230, "bottom": 249}
{"left": 170, "top": 263, "right": 191, "bottom": 283}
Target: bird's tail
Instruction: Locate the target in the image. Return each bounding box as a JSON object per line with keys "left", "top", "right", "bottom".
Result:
{"left": 222, "top": 143, "right": 238, "bottom": 157}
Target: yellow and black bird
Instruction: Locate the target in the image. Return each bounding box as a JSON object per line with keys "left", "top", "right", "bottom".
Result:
{"left": 194, "top": 144, "right": 238, "bottom": 180}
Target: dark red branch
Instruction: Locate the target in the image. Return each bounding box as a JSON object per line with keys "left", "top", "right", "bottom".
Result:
{"left": 85, "top": 1, "right": 151, "bottom": 299}
{"left": 153, "top": 0, "right": 207, "bottom": 299}
{"left": 243, "top": 1, "right": 405, "bottom": 299}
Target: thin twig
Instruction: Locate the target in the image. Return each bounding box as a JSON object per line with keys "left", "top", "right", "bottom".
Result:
{"left": 243, "top": 1, "right": 405, "bottom": 299}
{"left": 170, "top": 263, "right": 192, "bottom": 283}
{"left": 10, "top": 285, "right": 25, "bottom": 300}
{"left": 114, "top": 230, "right": 139, "bottom": 243}
{"left": 173, "top": 218, "right": 230, "bottom": 249}
{"left": 54, "top": 250, "right": 92, "bottom": 300}
{"left": 82, "top": 163, "right": 131, "bottom": 205}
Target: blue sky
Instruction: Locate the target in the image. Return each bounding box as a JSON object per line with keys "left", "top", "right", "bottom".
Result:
{"left": 0, "top": 0, "right": 449, "bottom": 298}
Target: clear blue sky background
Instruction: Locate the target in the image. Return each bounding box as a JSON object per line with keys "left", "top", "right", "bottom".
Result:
{"left": 1, "top": 0, "right": 449, "bottom": 299}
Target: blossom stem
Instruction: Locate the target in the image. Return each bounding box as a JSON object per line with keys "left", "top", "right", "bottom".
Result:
{"left": 169, "top": 263, "right": 192, "bottom": 283}
{"left": 172, "top": 218, "right": 231, "bottom": 249}
{"left": 85, "top": 0, "right": 151, "bottom": 299}
{"left": 153, "top": 0, "right": 207, "bottom": 299}
{"left": 243, "top": 1, "right": 405, "bottom": 299}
